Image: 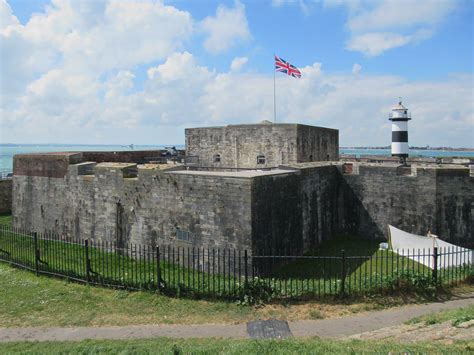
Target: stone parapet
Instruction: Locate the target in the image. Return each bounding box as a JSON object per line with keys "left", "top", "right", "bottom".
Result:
{"left": 0, "top": 179, "right": 12, "bottom": 215}
{"left": 13, "top": 153, "right": 82, "bottom": 178}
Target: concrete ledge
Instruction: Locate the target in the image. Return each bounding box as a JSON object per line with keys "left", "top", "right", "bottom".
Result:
{"left": 69, "top": 162, "right": 97, "bottom": 176}
{"left": 13, "top": 153, "right": 82, "bottom": 178}
{"left": 95, "top": 163, "right": 138, "bottom": 178}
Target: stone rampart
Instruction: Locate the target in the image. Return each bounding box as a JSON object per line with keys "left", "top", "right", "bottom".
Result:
{"left": 340, "top": 163, "right": 474, "bottom": 247}
{"left": 13, "top": 156, "right": 253, "bottom": 251}
{"left": 82, "top": 150, "right": 184, "bottom": 164}
{"left": 14, "top": 153, "right": 82, "bottom": 178}
{"left": 251, "top": 164, "right": 344, "bottom": 253}
{"left": 11, "top": 153, "right": 474, "bottom": 253}
{"left": 0, "top": 179, "right": 12, "bottom": 215}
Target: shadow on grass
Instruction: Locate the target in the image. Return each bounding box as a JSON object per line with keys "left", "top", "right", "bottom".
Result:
{"left": 257, "top": 235, "right": 383, "bottom": 280}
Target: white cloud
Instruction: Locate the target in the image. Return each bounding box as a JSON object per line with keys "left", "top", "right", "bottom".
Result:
{"left": 1, "top": 0, "right": 192, "bottom": 79}
{"left": 0, "top": 0, "right": 19, "bottom": 29}
{"left": 200, "top": 1, "right": 250, "bottom": 54}
{"left": 272, "top": 0, "right": 456, "bottom": 55}
{"left": 230, "top": 57, "right": 248, "bottom": 72}
{"left": 1, "top": 1, "right": 472, "bottom": 148}
{"left": 352, "top": 63, "right": 362, "bottom": 74}
{"left": 4, "top": 49, "right": 472, "bottom": 147}
{"left": 347, "top": 0, "right": 457, "bottom": 33}
{"left": 347, "top": 29, "right": 432, "bottom": 57}
{"left": 333, "top": 0, "right": 457, "bottom": 56}
{"left": 272, "top": 0, "right": 313, "bottom": 14}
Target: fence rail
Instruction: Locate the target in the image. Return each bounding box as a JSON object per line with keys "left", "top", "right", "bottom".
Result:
{"left": 0, "top": 224, "right": 472, "bottom": 300}
{"left": 0, "top": 170, "right": 13, "bottom": 180}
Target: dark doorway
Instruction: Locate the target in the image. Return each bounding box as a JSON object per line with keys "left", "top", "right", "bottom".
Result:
{"left": 116, "top": 202, "right": 125, "bottom": 250}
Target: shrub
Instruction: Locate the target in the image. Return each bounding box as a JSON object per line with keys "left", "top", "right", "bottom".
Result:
{"left": 452, "top": 315, "right": 474, "bottom": 327}
{"left": 466, "top": 267, "right": 474, "bottom": 284}
{"left": 309, "top": 309, "right": 324, "bottom": 319}
{"left": 379, "top": 269, "right": 438, "bottom": 296}
{"left": 236, "top": 277, "right": 274, "bottom": 306}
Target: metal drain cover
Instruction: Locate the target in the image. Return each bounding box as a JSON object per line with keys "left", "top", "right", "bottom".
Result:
{"left": 247, "top": 319, "right": 293, "bottom": 339}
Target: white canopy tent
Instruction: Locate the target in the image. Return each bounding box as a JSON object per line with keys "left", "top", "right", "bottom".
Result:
{"left": 388, "top": 225, "right": 473, "bottom": 269}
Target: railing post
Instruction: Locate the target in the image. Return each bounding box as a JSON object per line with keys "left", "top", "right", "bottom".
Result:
{"left": 244, "top": 249, "right": 248, "bottom": 285}
{"left": 33, "top": 232, "right": 39, "bottom": 276}
{"left": 340, "top": 249, "right": 346, "bottom": 296}
{"left": 433, "top": 247, "right": 438, "bottom": 285}
{"left": 156, "top": 246, "right": 161, "bottom": 291}
{"left": 85, "top": 239, "right": 91, "bottom": 284}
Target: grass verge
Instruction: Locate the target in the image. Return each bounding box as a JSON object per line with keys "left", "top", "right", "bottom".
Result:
{"left": 1, "top": 337, "right": 473, "bottom": 354}
{"left": 0, "top": 214, "right": 11, "bottom": 226}
{"left": 2, "top": 222, "right": 470, "bottom": 301}
{"left": 0, "top": 262, "right": 472, "bottom": 328}
{"left": 406, "top": 303, "right": 474, "bottom": 326}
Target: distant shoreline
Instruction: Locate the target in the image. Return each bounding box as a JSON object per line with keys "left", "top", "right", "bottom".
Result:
{"left": 2, "top": 144, "right": 473, "bottom": 152}
{"left": 341, "top": 147, "right": 474, "bottom": 151}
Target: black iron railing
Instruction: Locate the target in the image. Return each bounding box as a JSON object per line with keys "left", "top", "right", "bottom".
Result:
{"left": 0, "top": 170, "right": 13, "bottom": 180}
{"left": 0, "top": 224, "right": 472, "bottom": 300}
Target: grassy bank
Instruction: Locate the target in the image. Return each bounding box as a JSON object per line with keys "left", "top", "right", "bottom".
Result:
{"left": 3, "top": 220, "right": 466, "bottom": 300}
{"left": 2, "top": 337, "right": 473, "bottom": 354}
{"left": 0, "top": 214, "right": 11, "bottom": 226}
{"left": 407, "top": 303, "right": 474, "bottom": 326}
{"left": 2, "top": 262, "right": 470, "bottom": 328}
{"left": 1, "top": 212, "right": 471, "bottom": 304}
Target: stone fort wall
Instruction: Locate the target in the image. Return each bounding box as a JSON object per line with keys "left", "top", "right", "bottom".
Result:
{"left": 12, "top": 154, "right": 343, "bottom": 254}
{"left": 11, "top": 154, "right": 474, "bottom": 252}
{"left": 340, "top": 164, "right": 474, "bottom": 248}
{"left": 185, "top": 123, "right": 339, "bottom": 169}
{"left": 13, "top": 157, "right": 253, "bottom": 251}
{"left": 0, "top": 179, "right": 12, "bottom": 215}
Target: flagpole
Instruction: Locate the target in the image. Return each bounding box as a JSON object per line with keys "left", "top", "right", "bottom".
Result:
{"left": 273, "top": 54, "right": 276, "bottom": 123}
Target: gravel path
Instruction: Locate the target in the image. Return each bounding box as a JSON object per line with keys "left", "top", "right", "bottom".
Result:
{"left": 1, "top": 293, "right": 472, "bottom": 343}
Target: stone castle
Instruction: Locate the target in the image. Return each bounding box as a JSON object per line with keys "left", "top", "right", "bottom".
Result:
{"left": 12, "top": 121, "right": 474, "bottom": 253}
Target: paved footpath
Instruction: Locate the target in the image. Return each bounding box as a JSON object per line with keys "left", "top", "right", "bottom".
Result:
{"left": 0, "top": 294, "right": 473, "bottom": 343}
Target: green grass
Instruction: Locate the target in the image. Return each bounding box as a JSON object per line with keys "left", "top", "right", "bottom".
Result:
{"left": 0, "top": 226, "right": 236, "bottom": 298}
{"left": 0, "top": 214, "right": 12, "bottom": 226}
{"left": 271, "top": 235, "right": 432, "bottom": 295}
{"left": 0, "top": 262, "right": 254, "bottom": 327}
{"left": 407, "top": 304, "right": 474, "bottom": 326}
{"left": 0, "top": 221, "right": 471, "bottom": 300}
{"left": 1, "top": 256, "right": 472, "bottom": 329}
{"left": 2, "top": 337, "right": 473, "bottom": 354}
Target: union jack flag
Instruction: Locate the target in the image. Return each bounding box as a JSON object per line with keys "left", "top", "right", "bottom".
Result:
{"left": 275, "top": 55, "right": 301, "bottom": 78}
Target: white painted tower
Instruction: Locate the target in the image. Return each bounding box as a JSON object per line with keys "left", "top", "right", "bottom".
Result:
{"left": 389, "top": 99, "right": 411, "bottom": 164}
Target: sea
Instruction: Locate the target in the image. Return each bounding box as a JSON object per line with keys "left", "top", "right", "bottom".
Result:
{"left": 0, "top": 144, "right": 473, "bottom": 172}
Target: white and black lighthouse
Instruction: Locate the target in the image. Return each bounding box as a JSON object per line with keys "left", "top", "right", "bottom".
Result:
{"left": 389, "top": 99, "right": 411, "bottom": 164}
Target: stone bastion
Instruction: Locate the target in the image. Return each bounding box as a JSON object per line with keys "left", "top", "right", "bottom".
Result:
{"left": 11, "top": 150, "right": 474, "bottom": 253}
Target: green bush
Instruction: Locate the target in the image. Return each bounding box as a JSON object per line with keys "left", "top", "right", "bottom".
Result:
{"left": 466, "top": 267, "right": 474, "bottom": 284}
{"left": 380, "top": 269, "right": 437, "bottom": 296}
{"left": 452, "top": 315, "right": 474, "bottom": 327}
{"left": 236, "top": 277, "right": 274, "bottom": 306}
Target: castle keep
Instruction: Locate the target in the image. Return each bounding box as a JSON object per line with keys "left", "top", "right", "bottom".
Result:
{"left": 12, "top": 122, "right": 474, "bottom": 254}
{"left": 186, "top": 122, "right": 339, "bottom": 168}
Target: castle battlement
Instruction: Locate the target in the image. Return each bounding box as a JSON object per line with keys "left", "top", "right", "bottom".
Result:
{"left": 11, "top": 122, "right": 474, "bottom": 252}
{"left": 341, "top": 162, "right": 473, "bottom": 178}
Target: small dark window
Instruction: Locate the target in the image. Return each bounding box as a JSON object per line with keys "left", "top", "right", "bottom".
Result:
{"left": 309, "top": 155, "right": 313, "bottom": 162}
{"left": 257, "top": 155, "right": 266, "bottom": 165}
{"left": 404, "top": 110, "right": 407, "bottom": 114}
{"left": 213, "top": 154, "right": 221, "bottom": 163}
{"left": 176, "top": 229, "right": 193, "bottom": 243}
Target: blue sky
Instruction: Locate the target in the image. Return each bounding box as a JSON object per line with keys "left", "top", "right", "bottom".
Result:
{"left": 1, "top": 0, "right": 473, "bottom": 147}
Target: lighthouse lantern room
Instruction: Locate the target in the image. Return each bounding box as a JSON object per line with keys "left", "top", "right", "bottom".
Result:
{"left": 389, "top": 98, "right": 411, "bottom": 165}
